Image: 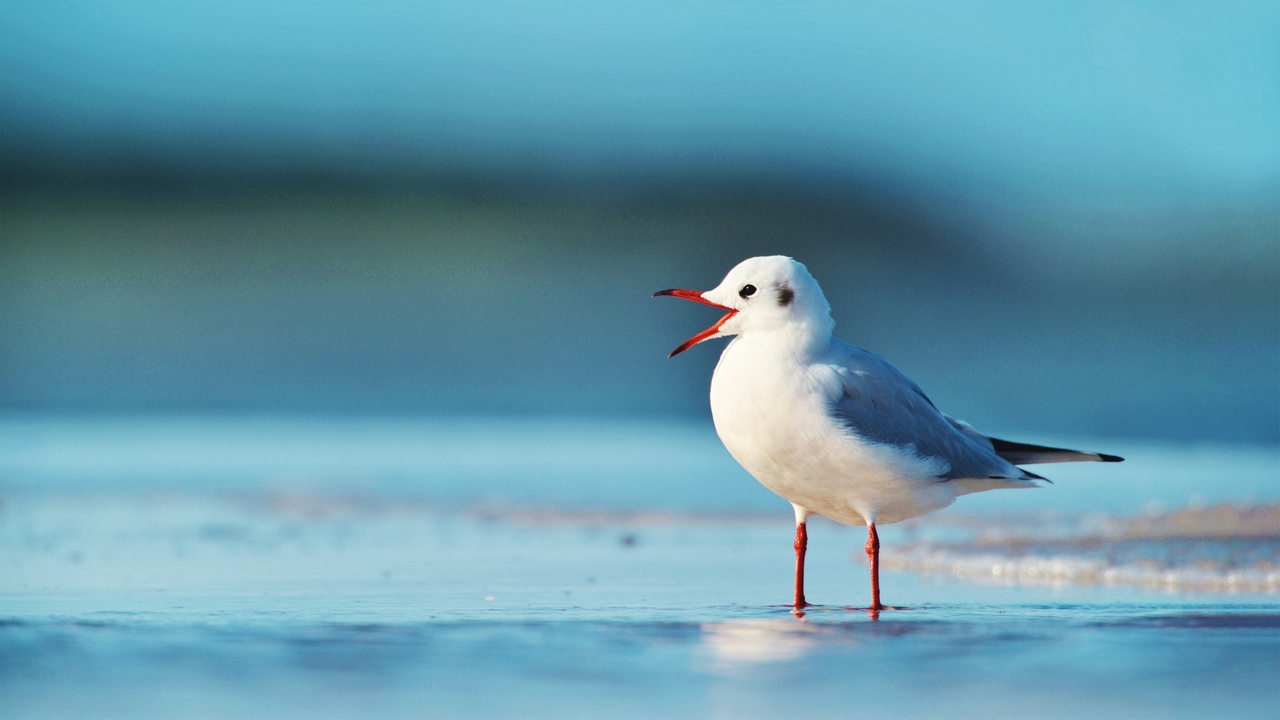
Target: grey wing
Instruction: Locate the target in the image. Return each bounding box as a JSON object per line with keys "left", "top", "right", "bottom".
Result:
{"left": 826, "top": 340, "right": 1028, "bottom": 481}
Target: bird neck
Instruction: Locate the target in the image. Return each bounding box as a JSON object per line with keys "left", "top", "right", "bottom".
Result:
{"left": 735, "top": 316, "right": 833, "bottom": 364}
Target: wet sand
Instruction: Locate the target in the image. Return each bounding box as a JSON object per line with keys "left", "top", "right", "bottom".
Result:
{"left": 4, "top": 488, "right": 1278, "bottom": 720}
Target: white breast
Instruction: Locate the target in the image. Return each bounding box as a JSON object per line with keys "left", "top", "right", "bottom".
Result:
{"left": 708, "top": 333, "right": 958, "bottom": 526}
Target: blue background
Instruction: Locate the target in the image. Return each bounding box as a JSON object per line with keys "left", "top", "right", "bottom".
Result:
{"left": 3, "top": 1, "right": 1277, "bottom": 443}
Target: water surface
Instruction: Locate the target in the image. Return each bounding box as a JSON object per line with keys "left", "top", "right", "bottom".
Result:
{"left": 2, "top": 417, "right": 1277, "bottom": 719}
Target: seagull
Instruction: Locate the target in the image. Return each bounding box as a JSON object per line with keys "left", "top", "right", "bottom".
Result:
{"left": 654, "top": 255, "right": 1122, "bottom": 613}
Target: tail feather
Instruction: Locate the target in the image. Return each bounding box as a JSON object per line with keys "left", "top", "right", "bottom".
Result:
{"left": 989, "top": 437, "right": 1124, "bottom": 465}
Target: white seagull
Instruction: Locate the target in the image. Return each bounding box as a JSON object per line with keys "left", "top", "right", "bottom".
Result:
{"left": 655, "top": 255, "right": 1122, "bottom": 612}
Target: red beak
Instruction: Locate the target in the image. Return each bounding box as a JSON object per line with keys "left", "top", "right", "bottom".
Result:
{"left": 652, "top": 288, "right": 737, "bottom": 358}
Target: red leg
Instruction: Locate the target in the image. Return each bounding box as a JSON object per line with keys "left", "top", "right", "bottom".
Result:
{"left": 865, "top": 522, "right": 882, "bottom": 611}
{"left": 793, "top": 521, "right": 808, "bottom": 610}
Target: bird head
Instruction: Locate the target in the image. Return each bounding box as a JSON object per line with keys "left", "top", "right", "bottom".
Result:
{"left": 653, "top": 255, "right": 832, "bottom": 358}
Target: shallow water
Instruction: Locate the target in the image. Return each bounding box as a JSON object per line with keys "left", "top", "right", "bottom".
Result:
{"left": 6, "top": 605, "right": 1280, "bottom": 720}
{"left": 2, "top": 417, "right": 1278, "bottom": 718}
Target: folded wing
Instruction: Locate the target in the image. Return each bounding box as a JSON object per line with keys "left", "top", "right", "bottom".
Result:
{"left": 825, "top": 339, "right": 1122, "bottom": 483}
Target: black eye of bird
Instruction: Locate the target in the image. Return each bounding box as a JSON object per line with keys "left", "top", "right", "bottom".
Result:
{"left": 739, "top": 284, "right": 757, "bottom": 299}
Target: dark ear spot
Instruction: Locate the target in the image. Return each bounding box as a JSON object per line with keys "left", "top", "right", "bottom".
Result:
{"left": 776, "top": 283, "right": 794, "bottom": 307}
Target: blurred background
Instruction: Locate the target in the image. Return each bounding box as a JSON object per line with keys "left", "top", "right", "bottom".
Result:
{"left": 2, "top": 1, "right": 1277, "bottom": 444}
{"left": 5, "top": 10, "right": 1278, "bottom": 719}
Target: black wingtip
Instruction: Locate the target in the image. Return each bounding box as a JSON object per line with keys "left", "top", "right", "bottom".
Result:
{"left": 1097, "top": 453, "right": 1125, "bottom": 463}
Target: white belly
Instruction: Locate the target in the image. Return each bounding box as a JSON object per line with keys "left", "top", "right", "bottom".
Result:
{"left": 708, "top": 338, "right": 956, "bottom": 526}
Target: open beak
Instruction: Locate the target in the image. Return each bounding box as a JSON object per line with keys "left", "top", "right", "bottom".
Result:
{"left": 652, "top": 288, "right": 737, "bottom": 358}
